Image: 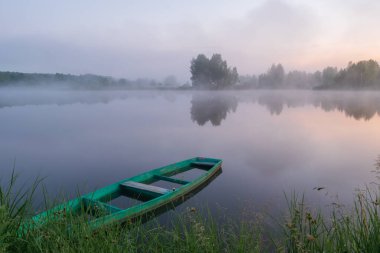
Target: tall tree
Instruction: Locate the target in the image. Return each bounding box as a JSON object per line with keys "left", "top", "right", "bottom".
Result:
{"left": 190, "top": 54, "right": 239, "bottom": 89}
{"left": 258, "top": 64, "right": 285, "bottom": 88}
{"left": 341, "top": 60, "right": 380, "bottom": 87}
{"left": 321, "top": 66, "right": 338, "bottom": 86}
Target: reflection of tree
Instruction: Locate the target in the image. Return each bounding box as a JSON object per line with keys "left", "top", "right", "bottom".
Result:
{"left": 191, "top": 92, "right": 380, "bottom": 125}
{"left": 257, "top": 93, "right": 306, "bottom": 115}
{"left": 318, "top": 95, "right": 380, "bottom": 121}
{"left": 190, "top": 94, "right": 238, "bottom": 126}
{"left": 258, "top": 95, "right": 284, "bottom": 115}
{"left": 255, "top": 92, "right": 380, "bottom": 121}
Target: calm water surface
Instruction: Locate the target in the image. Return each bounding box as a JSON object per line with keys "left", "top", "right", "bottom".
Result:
{"left": 1, "top": 89, "right": 380, "bottom": 217}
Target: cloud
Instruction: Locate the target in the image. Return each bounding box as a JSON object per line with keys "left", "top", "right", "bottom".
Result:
{"left": 209, "top": 0, "right": 319, "bottom": 73}
{"left": 1, "top": 0, "right": 380, "bottom": 80}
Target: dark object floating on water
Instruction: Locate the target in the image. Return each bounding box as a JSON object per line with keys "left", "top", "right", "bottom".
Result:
{"left": 28, "top": 157, "right": 222, "bottom": 230}
{"left": 313, "top": 187, "right": 325, "bottom": 191}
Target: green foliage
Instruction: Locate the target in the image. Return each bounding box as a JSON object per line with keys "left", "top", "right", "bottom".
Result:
{"left": 3, "top": 58, "right": 380, "bottom": 90}
{"left": 278, "top": 186, "right": 380, "bottom": 253}
{"left": 3, "top": 163, "right": 380, "bottom": 252}
{"left": 337, "top": 60, "right": 380, "bottom": 87}
{"left": 12, "top": 207, "right": 265, "bottom": 253}
{"left": 0, "top": 71, "right": 165, "bottom": 89}
{"left": 190, "top": 54, "right": 239, "bottom": 89}
{"left": 322, "top": 66, "right": 338, "bottom": 86}
{"left": 258, "top": 64, "right": 285, "bottom": 88}
{"left": 239, "top": 59, "right": 380, "bottom": 90}
{"left": 316, "top": 60, "right": 380, "bottom": 89}
{"left": 278, "top": 193, "right": 329, "bottom": 253}
{"left": 0, "top": 171, "right": 41, "bottom": 252}
{"left": 0, "top": 172, "right": 264, "bottom": 252}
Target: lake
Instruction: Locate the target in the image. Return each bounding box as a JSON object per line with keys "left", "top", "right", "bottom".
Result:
{"left": 1, "top": 89, "right": 380, "bottom": 218}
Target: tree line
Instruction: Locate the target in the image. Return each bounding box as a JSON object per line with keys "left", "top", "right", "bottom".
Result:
{"left": 190, "top": 54, "right": 380, "bottom": 90}
{"left": 0, "top": 72, "right": 181, "bottom": 89}
{"left": 2, "top": 55, "right": 380, "bottom": 90}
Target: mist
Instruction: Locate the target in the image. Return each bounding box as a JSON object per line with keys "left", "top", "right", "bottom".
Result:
{"left": 2, "top": 1, "right": 380, "bottom": 249}
{"left": 1, "top": 1, "right": 380, "bottom": 80}
{"left": 1, "top": 89, "right": 380, "bottom": 213}
{"left": 2, "top": 89, "right": 380, "bottom": 122}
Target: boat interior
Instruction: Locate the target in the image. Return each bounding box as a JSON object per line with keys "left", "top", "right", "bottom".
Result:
{"left": 81, "top": 159, "right": 220, "bottom": 218}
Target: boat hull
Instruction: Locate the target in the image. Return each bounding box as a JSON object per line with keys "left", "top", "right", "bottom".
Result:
{"left": 29, "top": 157, "right": 222, "bottom": 230}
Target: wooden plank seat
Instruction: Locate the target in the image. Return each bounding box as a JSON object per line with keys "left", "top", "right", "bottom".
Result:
{"left": 121, "top": 181, "right": 171, "bottom": 195}
{"left": 153, "top": 174, "right": 190, "bottom": 185}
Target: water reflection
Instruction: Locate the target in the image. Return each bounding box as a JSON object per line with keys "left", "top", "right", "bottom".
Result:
{"left": 190, "top": 94, "right": 238, "bottom": 126}
{"left": 317, "top": 94, "right": 380, "bottom": 120}
{"left": 0, "top": 89, "right": 163, "bottom": 109}
{"left": 190, "top": 91, "right": 380, "bottom": 125}
{"left": 1, "top": 90, "right": 380, "bottom": 123}
{"left": 255, "top": 92, "right": 380, "bottom": 121}
{"left": 1, "top": 89, "right": 380, "bottom": 220}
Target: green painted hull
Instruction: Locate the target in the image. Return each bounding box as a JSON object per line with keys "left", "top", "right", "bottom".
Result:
{"left": 29, "top": 157, "right": 222, "bottom": 230}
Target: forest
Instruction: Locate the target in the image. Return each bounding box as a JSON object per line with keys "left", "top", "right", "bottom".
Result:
{"left": 0, "top": 72, "right": 175, "bottom": 89}
{"left": 1, "top": 56, "right": 380, "bottom": 90}
{"left": 191, "top": 54, "right": 380, "bottom": 90}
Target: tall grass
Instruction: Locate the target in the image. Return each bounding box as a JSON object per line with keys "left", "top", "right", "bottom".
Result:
{"left": 1, "top": 157, "right": 380, "bottom": 252}
{"left": 0, "top": 170, "right": 41, "bottom": 252}
{"left": 278, "top": 156, "right": 380, "bottom": 253}
{"left": 0, "top": 173, "right": 265, "bottom": 252}
{"left": 277, "top": 187, "right": 380, "bottom": 253}
{"left": 16, "top": 208, "right": 265, "bottom": 252}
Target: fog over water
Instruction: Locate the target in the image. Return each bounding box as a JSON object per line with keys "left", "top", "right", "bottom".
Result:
{"left": 1, "top": 89, "right": 380, "bottom": 217}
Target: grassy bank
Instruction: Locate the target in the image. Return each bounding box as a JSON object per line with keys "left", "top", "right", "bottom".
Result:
{"left": 1, "top": 163, "right": 380, "bottom": 252}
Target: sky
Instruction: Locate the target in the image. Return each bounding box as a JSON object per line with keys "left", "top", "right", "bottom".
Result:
{"left": 1, "top": 0, "right": 380, "bottom": 82}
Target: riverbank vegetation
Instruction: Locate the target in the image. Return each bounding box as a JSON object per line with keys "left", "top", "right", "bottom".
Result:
{"left": 1, "top": 158, "right": 380, "bottom": 252}
{"left": 2, "top": 56, "right": 380, "bottom": 91}
{"left": 0, "top": 71, "right": 174, "bottom": 90}
{"left": 239, "top": 59, "right": 380, "bottom": 90}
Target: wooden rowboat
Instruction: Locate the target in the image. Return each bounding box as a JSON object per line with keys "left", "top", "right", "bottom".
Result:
{"left": 28, "top": 157, "right": 222, "bottom": 230}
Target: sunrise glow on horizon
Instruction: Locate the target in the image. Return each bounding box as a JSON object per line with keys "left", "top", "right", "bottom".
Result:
{"left": 1, "top": 0, "right": 379, "bottom": 81}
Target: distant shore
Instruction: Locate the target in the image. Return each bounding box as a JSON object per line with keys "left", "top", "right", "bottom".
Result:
{"left": 3, "top": 58, "right": 380, "bottom": 91}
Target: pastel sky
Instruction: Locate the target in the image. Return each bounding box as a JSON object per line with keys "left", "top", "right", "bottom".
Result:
{"left": 1, "top": 0, "right": 379, "bottom": 81}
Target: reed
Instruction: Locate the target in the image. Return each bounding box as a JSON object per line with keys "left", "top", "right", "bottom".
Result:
{"left": 277, "top": 156, "right": 380, "bottom": 252}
